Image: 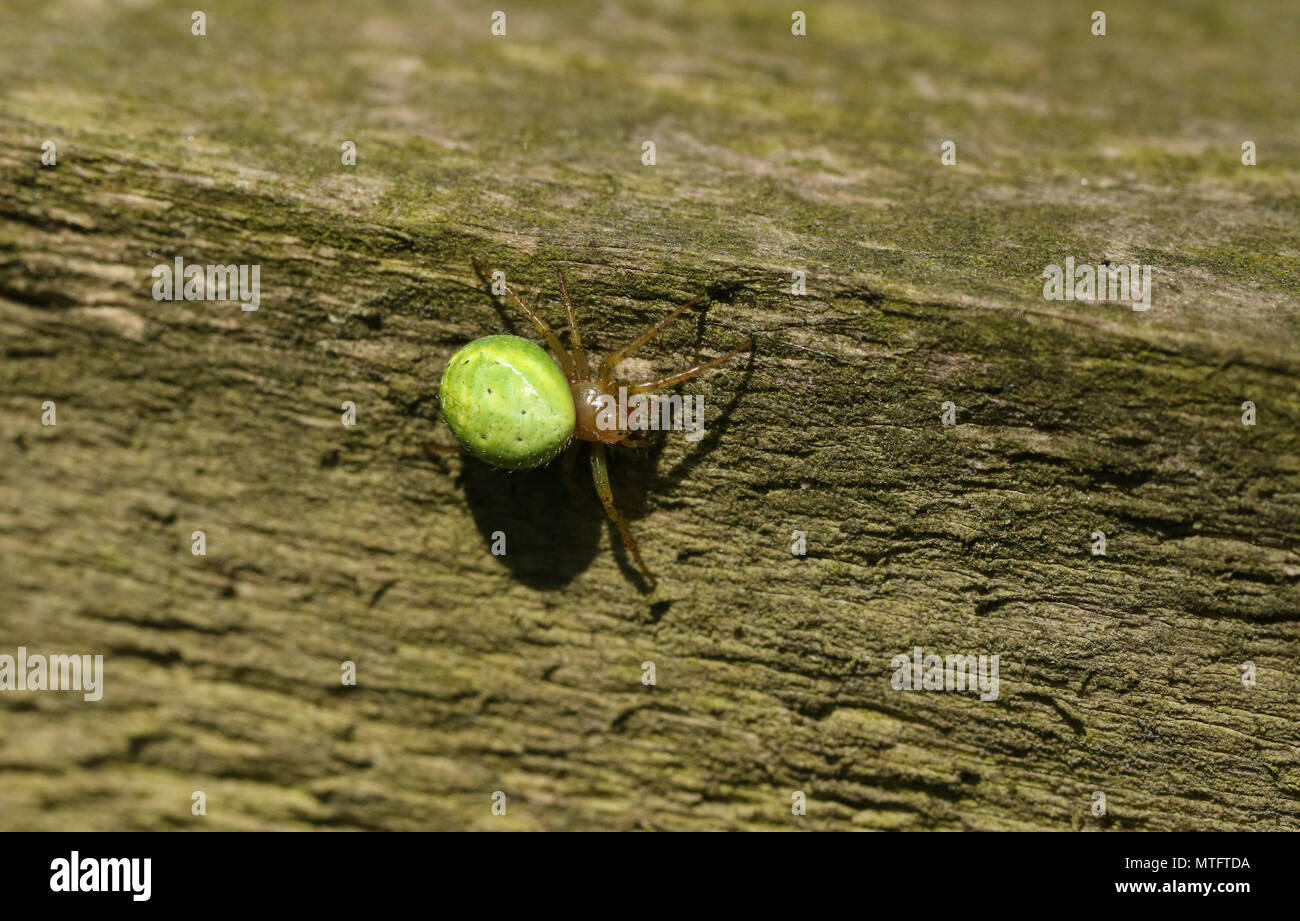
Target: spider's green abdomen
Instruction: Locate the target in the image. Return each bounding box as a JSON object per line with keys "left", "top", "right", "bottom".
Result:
{"left": 438, "top": 335, "right": 576, "bottom": 469}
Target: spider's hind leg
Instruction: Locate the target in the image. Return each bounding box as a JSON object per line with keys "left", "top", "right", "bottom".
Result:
{"left": 556, "top": 268, "right": 591, "bottom": 378}
{"left": 598, "top": 292, "right": 708, "bottom": 379}
{"left": 471, "top": 258, "right": 578, "bottom": 379}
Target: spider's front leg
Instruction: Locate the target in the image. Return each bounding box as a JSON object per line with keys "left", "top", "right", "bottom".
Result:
{"left": 589, "top": 442, "right": 656, "bottom": 588}
{"left": 624, "top": 339, "right": 754, "bottom": 395}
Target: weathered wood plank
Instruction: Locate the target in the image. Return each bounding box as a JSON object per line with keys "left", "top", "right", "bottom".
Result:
{"left": 1, "top": 0, "right": 1297, "bottom": 830}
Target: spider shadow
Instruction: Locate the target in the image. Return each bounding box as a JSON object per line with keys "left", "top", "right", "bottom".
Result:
{"left": 597, "top": 343, "right": 758, "bottom": 578}
{"left": 456, "top": 456, "right": 605, "bottom": 590}
{"left": 658, "top": 340, "right": 757, "bottom": 485}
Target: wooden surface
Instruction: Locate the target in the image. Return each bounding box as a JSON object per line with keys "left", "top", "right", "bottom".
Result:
{"left": 1, "top": 0, "right": 1298, "bottom": 830}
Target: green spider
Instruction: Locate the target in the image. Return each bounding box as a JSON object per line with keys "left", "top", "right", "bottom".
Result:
{"left": 436, "top": 258, "right": 751, "bottom": 587}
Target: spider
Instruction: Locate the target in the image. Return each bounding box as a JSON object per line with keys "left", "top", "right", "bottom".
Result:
{"left": 434, "top": 258, "right": 752, "bottom": 588}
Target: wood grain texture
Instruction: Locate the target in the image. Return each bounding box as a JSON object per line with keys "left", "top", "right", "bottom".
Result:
{"left": 1, "top": 0, "right": 1297, "bottom": 831}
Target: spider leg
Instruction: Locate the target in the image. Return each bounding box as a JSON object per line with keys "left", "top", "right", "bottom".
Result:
{"left": 556, "top": 268, "right": 591, "bottom": 378}
{"left": 472, "top": 258, "right": 577, "bottom": 379}
{"left": 560, "top": 440, "right": 607, "bottom": 512}
{"left": 619, "top": 431, "right": 657, "bottom": 450}
{"left": 624, "top": 339, "right": 753, "bottom": 395}
{"left": 598, "top": 292, "right": 707, "bottom": 378}
{"left": 589, "top": 442, "right": 656, "bottom": 587}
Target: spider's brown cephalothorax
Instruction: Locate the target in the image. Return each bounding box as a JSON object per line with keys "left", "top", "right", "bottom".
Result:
{"left": 570, "top": 380, "right": 626, "bottom": 444}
